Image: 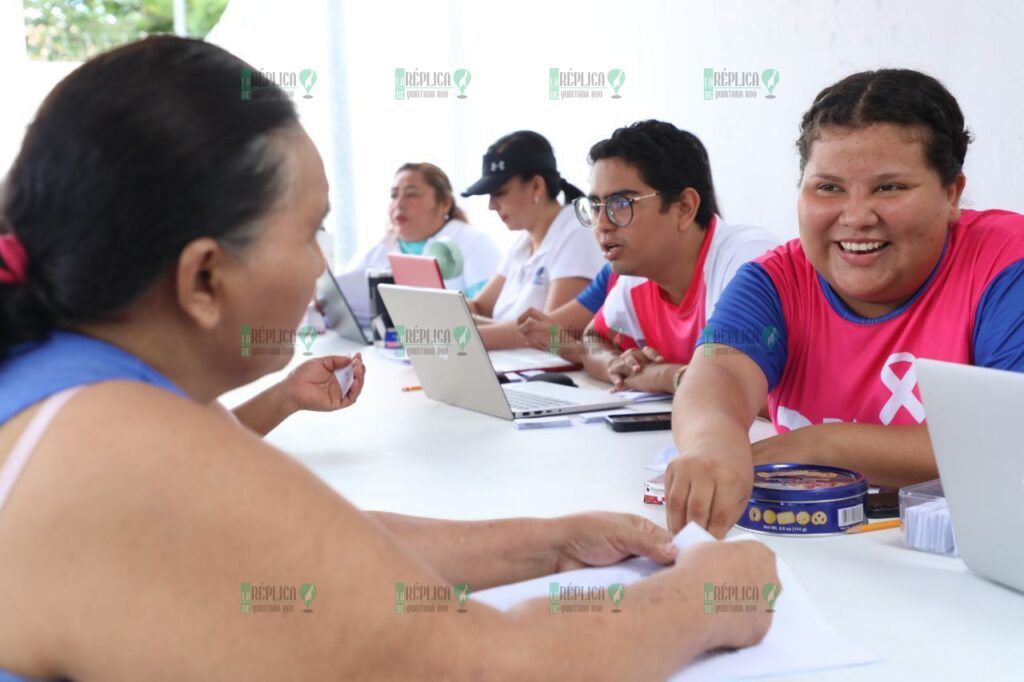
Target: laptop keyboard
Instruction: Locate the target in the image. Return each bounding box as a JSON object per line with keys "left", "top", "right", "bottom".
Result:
{"left": 504, "top": 388, "right": 575, "bottom": 411}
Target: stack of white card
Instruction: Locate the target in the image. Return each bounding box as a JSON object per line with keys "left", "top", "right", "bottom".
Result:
{"left": 903, "top": 497, "right": 959, "bottom": 556}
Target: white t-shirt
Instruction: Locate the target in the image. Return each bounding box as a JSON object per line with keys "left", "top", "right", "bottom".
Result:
{"left": 338, "top": 219, "right": 502, "bottom": 326}
{"left": 491, "top": 205, "right": 605, "bottom": 322}
{"left": 596, "top": 216, "right": 781, "bottom": 356}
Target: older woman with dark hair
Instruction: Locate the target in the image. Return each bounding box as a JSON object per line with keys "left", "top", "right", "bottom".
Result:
{"left": 0, "top": 36, "right": 775, "bottom": 680}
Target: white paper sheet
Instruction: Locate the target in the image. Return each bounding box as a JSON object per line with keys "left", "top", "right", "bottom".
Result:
{"left": 472, "top": 523, "right": 878, "bottom": 681}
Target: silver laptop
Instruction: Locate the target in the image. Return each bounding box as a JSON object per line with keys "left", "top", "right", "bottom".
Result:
{"left": 917, "top": 359, "right": 1024, "bottom": 593}
{"left": 315, "top": 264, "right": 372, "bottom": 345}
{"left": 378, "top": 285, "right": 630, "bottom": 419}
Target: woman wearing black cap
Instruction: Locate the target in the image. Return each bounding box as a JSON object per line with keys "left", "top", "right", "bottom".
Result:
{"left": 462, "top": 131, "right": 605, "bottom": 350}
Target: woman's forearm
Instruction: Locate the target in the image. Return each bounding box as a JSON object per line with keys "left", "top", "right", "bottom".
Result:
{"left": 673, "top": 360, "right": 759, "bottom": 458}
{"left": 367, "top": 512, "right": 561, "bottom": 590}
{"left": 478, "top": 321, "right": 533, "bottom": 350}
{"left": 231, "top": 381, "right": 297, "bottom": 436}
{"left": 821, "top": 423, "right": 937, "bottom": 486}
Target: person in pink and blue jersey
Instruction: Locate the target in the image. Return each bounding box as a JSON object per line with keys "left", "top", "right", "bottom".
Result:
{"left": 664, "top": 69, "right": 1024, "bottom": 537}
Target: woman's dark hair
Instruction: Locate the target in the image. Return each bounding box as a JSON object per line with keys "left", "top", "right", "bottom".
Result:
{"left": 588, "top": 120, "right": 720, "bottom": 229}
{"left": 0, "top": 35, "right": 298, "bottom": 359}
{"left": 797, "top": 69, "right": 972, "bottom": 185}
{"left": 488, "top": 130, "right": 584, "bottom": 203}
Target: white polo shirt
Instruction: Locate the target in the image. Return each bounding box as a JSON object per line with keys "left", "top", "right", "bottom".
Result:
{"left": 338, "top": 219, "right": 502, "bottom": 326}
{"left": 491, "top": 205, "right": 605, "bottom": 322}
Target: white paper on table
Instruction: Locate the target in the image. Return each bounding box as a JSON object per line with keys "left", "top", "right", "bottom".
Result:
{"left": 615, "top": 389, "right": 674, "bottom": 403}
{"left": 374, "top": 346, "right": 412, "bottom": 364}
{"left": 472, "top": 523, "right": 878, "bottom": 681}
{"left": 488, "top": 348, "right": 577, "bottom": 373}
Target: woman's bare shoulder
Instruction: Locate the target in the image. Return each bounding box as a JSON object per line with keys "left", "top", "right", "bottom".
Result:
{"left": 0, "top": 380, "right": 472, "bottom": 679}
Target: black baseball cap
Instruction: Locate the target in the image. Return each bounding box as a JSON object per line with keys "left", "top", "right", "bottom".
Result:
{"left": 461, "top": 149, "right": 559, "bottom": 197}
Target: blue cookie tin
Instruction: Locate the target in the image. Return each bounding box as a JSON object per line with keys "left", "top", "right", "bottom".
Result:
{"left": 737, "top": 464, "right": 868, "bottom": 535}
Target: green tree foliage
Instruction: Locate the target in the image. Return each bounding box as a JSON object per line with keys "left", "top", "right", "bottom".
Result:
{"left": 24, "top": 0, "right": 229, "bottom": 61}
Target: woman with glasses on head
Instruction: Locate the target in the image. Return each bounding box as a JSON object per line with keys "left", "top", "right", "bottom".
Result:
{"left": 338, "top": 161, "right": 501, "bottom": 326}
{"left": 461, "top": 131, "right": 606, "bottom": 349}
{"left": 665, "top": 69, "right": 1024, "bottom": 539}
{"left": 0, "top": 37, "right": 778, "bottom": 680}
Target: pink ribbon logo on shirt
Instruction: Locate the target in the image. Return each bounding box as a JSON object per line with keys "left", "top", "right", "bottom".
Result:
{"left": 879, "top": 352, "right": 926, "bottom": 425}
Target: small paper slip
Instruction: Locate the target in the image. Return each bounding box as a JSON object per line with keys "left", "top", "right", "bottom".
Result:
{"left": 374, "top": 346, "right": 411, "bottom": 364}
{"left": 575, "top": 410, "right": 621, "bottom": 424}
{"left": 473, "top": 523, "right": 878, "bottom": 680}
{"left": 334, "top": 365, "right": 354, "bottom": 398}
{"left": 645, "top": 444, "right": 677, "bottom": 473}
{"left": 512, "top": 415, "right": 573, "bottom": 429}
{"left": 616, "top": 389, "right": 673, "bottom": 404}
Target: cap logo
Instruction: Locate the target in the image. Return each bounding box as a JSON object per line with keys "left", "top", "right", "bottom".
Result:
{"left": 489, "top": 160, "right": 505, "bottom": 172}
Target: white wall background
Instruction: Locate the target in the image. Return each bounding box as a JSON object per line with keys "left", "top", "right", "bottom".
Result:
{"left": 331, "top": 0, "right": 1024, "bottom": 262}
{"left": 2, "top": 0, "right": 1023, "bottom": 266}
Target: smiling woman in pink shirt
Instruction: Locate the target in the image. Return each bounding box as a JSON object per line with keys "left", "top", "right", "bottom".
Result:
{"left": 665, "top": 68, "right": 1024, "bottom": 538}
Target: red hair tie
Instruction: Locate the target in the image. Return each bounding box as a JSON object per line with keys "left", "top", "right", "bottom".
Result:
{"left": 0, "top": 233, "right": 28, "bottom": 285}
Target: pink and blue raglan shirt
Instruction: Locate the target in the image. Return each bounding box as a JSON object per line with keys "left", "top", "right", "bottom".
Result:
{"left": 698, "top": 209, "right": 1024, "bottom": 431}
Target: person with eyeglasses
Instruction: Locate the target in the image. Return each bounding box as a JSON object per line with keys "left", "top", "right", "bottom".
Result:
{"left": 460, "top": 131, "right": 607, "bottom": 349}
{"left": 518, "top": 120, "right": 778, "bottom": 393}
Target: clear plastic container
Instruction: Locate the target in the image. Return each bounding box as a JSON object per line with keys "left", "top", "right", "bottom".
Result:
{"left": 899, "top": 479, "right": 959, "bottom": 556}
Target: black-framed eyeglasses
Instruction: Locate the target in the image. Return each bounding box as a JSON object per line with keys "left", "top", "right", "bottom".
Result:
{"left": 573, "top": 192, "right": 665, "bottom": 228}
